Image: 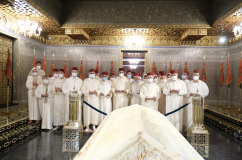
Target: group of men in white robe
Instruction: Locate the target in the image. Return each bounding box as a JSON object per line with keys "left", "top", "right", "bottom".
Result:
{"left": 26, "top": 61, "right": 209, "bottom": 134}
{"left": 126, "top": 69, "right": 209, "bottom": 133}
{"left": 26, "top": 61, "right": 68, "bottom": 130}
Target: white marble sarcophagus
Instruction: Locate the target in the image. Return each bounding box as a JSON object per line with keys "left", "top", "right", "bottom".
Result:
{"left": 74, "top": 105, "right": 203, "bottom": 160}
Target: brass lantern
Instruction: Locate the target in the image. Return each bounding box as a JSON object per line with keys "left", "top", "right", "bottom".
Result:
{"left": 191, "top": 91, "right": 204, "bottom": 130}
{"left": 187, "top": 90, "right": 209, "bottom": 158}
{"left": 62, "top": 87, "right": 83, "bottom": 153}
{"left": 67, "top": 88, "right": 79, "bottom": 127}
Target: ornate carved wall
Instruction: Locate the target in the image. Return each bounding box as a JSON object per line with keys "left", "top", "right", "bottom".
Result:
{"left": 0, "top": 34, "right": 13, "bottom": 105}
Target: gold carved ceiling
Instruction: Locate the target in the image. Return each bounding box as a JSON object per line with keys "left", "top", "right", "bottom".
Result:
{"left": 1, "top": 0, "right": 242, "bottom": 46}
{"left": 85, "top": 28, "right": 188, "bottom": 37}
{"left": 0, "top": 0, "right": 63, "bottom": 35}
{"left": 210, "top": 2, "right": 242, "bottom": 36}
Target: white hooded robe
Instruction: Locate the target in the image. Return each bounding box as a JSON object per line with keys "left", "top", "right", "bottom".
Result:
{"left": 81, "top": 78, "right": 102, "bottom": 127}
{"left": 163, "top": 78, "right": 187, "bottom": 131}
{"left": 26, "top": 75, "right": 42, "bottom": 120}
{"left": 140, "top": 82, "right": 161, "bottom": 110}
{"left": 35, "top": 83, "right": 54, "bottom": 130}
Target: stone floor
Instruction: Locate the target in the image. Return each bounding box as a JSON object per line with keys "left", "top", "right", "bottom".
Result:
{"left": 0, "top": 121, "right": 242, "bottom": 160}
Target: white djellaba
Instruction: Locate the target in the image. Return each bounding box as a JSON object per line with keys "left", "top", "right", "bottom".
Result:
{"left": 28, "top": 61, "right": 45, "bottom": 77}
{"left": 130, "top": 80, "right": 143, "bottom": 105}
{"left": 81, "top": 69, "right": 102, "bottom": 131}
{"left": 73, "top": 105, "right": 203, "bottom": 160}
{"left": 139, "top": 72, "right": 161, "bottom": 111}
{"left": 35, "top": 78, "right": 55, "bottom": 130}
{"left": 140, "top": 82, "right": 161, "bottom": 110}
{"left": 26, "top": 68, "right": 42, "bottom": 121}
{"left": 111, "top": 68, "right": 130, "bottom": 110}
{"left": 163, "top": 70, "right": 187, "bottom": 132}
{"left": 157, "top": 71, "right": 167, "bottom": 114}
{"left": 99, "top": 72, "right": 112, "bottom": 123}
{"left": 184, "top": 72, "right": 209, "bottom": 131}
{"left": 52, "top": 72, "right": 67, "bottom": 127}
{"left": 62, "top": 68, "right": 83, "bottom": 124}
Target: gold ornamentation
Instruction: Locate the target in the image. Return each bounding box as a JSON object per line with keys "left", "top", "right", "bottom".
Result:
{"left": 181, "top": 29, "right": 207, "bottom": 41}
{"left": 47, "top": 35, "right": 227, "bottom": 47}
{"left": 90, "top": 36, "right": 181, "bottom": 46}
{"left": 65, "top": 28, "right": 89, "bottom": 40}
{"left": 85, "top": 28, "right": 186, "bottom": 37}
{"left": 0, "top": 34, "right": 12, "bottom": 105}
{"left": 196, "top": 36, "right": 227, "bottom": 46}
{"left": 0, "top": 11, "right": 47, "bottom": 44}
{"left": 47, "top": 35, "right": 89, "bottom": 45}
{"left": 0, "top": 0, "right": 62, "bottom": 35}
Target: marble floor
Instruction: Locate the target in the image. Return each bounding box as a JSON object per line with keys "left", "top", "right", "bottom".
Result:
{"left": 0, "top": 122, "right": 242, "bottom": 160}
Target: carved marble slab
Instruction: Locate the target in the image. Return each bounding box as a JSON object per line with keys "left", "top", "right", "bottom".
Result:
{"left": 74, "top": 105, "right": 203, "bottom": 160}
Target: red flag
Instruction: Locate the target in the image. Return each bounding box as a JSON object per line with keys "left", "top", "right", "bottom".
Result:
{"left": 151, "top": 61, "right": 159, "bottom": 76}
{"left": 79, "top": 60, "right": 85, "bottom": 80}
{"left": 96, "top": 61, "right": 100, "bottom": 77}
{"left": 33, "top": 57, "right": 36, "bottom": 67}
{"left": 219, "top": 62, "right": 224, "bottom": 86}
{"left": 110, "top": 60, "right": 115, "bottom": 77}
{"left": 49, "top": 61, "right": 54, "bottom": 77}
{"left": 168, "top": 61, "right": 172, "bottom": 73}
{"left": 184, "top": 61, "right": 188, "bottom": 72}
{"left": 5, "top": 49, "right": 12, "bottom": 82}
{"left": 43, "top": 58, "right": 47, "bottom": 75}
{"left": 226, "top": 61, "right": 232, "bottom": 86}
{"left": 201, "top": 62, "right": 206, "bottom": 82}
{"left": 238, "top": 59, "right": 242, "bottom": 86}
{"left": 64, "top": 60, "right": 68, "bottom": 78}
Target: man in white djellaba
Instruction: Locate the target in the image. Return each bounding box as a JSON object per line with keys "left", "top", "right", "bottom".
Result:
{"left": 129, "top": 73, "right": 143, "bottom": 105}
{"left": 99, "top": 71, "right": 112, "bottom": 123}
{"left": 157, "top": 71, "right": 167, "bottom": 114}
{"left": 52, "top": 69, "right": 67, "bottom": 130}
{"left": 26, "top": 67, "right": 42, "bottom": 124}
{"left": 95, "top": 69, "right": 102, "bottom": 81}
{"left": 111, "top": 68, "right": 130, "bottom": 110}
{"left": 126, "top": 70, "right": 134, "bottom": 84}
{"left": 163, "top": 70, "right": 187, "bottom": 132}
{"left": 140, "top": 73, "right": 161, "bottom": 110}
{"left": 49, "top": 69, "right": 59, "bottom": 85}
{"left": 35, "top": 76, "right": 55, "bottom": 130}
{"left": 28, "top": 61, "right": 45, "bottom": 77}
{"left": 184, "top": 70, "right": 209, "bottom": 132}
{"left": 62, "top": 67, "right": 83, "bottom": 123}
{"left": 81, "top": 69, "right": 102, "bottom": 131}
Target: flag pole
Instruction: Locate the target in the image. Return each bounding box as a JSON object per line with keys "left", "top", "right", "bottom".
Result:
{"left": 239, "top": 85, "right": 241, "bottom": 111}
{"left": 220, "top": 55, "right": 223, "bottom": 106}
{"left": 7, "top": 42, "right": 10, "bottom": 114}
{"left": 228, "top": 53, "right": 230, "bottom": 108}
{"left": 220, "top": 85, "right": 222, "bottom": 106}
{"left": 3, "top": 43, "right": 10, "bottom": 115}
{"left": 7, "top": 79, "right": 9, "bottom": 112}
